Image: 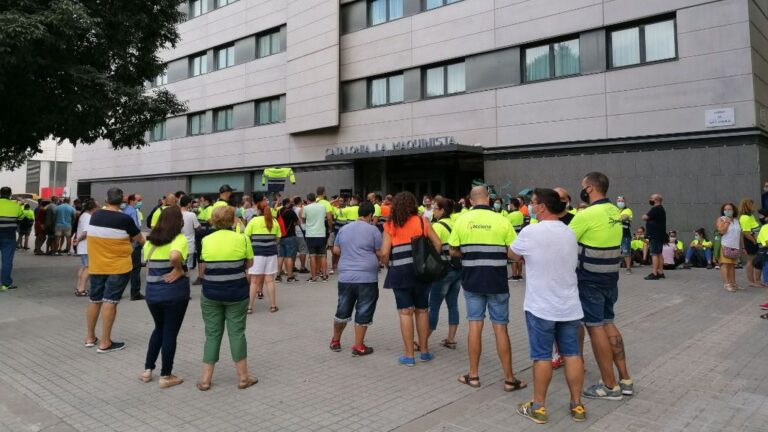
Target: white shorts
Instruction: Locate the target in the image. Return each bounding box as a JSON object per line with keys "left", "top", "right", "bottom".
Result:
{"left": 248, "top": 255, "right": 278, "bottom": 275}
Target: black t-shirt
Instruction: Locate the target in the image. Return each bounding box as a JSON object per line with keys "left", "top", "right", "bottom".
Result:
{"left": 280, "top": 207, "right": 298, "bottom": 238}
{"left": 559, "top": 212, "right": 574, "bottom": 225}
{"left": 645, "top": 205, "right": 667, "bottom": 240}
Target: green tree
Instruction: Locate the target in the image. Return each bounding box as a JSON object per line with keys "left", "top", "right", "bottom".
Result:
{"left": 0, "top": 0, "right": 187, "bottom": 170}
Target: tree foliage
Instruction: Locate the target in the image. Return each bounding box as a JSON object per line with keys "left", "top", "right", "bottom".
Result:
{"left": 0, "top": 0, "right": 187, "bottom": 169}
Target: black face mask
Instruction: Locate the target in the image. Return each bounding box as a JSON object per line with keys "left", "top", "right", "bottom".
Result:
{"left": 580, "top": 188, "right": 590, "bottom": 204}
{"left": 648, "top": 200, "right": 655, "bottom": 206}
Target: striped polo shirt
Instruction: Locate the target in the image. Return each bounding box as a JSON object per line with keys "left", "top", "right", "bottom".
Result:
{"left": 87, "top": 209, "right": 141, "bottom": 275}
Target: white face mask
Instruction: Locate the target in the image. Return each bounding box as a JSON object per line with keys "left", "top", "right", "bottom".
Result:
{"left": 617, "top": 201, "right": 626, "bottom": 209}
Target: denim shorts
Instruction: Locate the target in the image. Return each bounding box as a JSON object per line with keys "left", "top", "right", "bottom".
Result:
{"left": 335, "top": 282, "right": 379, "bottom": 325}
{"left": 525, "top": 311, "right": 582, "bottom": 360}
{"left": 278, "top": 236, "right": 298, "bottom": 258}
{"left": 306, "top": 237, "right": 326, "bottom": 256}
{"left": 80, "top": 255, "right": 89, "bottom": 267}
{"left": 89, "top": 272, "right": 130, "bottom": 304}
{"left": 464, "top": 291, "right": 510, "bottom": 325}
{"left": 648, "top": 238, "right": 663, "bottom": 256}
{"left": 620, "top": 235, "right": 631, "bottom": 257}
{"left": 578, "top": 281, "right": 618, "bottom": 326}
{"left": 392, "top": 284, "right": 430, "bottom": 310}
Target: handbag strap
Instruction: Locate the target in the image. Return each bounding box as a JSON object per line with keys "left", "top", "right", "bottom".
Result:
{"left": 437, "top": 220, "right": 452, "bottom": 233}
{"left": 143, "top": 244, "right": 157, "bottom": 265}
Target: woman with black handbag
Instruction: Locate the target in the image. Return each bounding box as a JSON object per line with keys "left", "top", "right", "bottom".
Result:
{"left": 380, "top": 192, "right": 443, "bottom": 367}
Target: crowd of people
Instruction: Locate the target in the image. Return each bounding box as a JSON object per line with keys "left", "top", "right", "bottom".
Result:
{"left": 1, "top": 171, "right": 768, "bottom": 425}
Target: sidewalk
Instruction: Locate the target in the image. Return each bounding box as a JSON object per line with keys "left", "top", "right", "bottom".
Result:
{"left": 0, "top": 251, "right": 766, "bottom": 432}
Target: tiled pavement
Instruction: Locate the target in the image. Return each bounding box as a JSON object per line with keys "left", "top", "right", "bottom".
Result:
{"left": 1, "top": 250, "right": 767, "bottom": 432}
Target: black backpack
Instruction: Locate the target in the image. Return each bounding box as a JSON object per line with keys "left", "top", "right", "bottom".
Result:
{"left": 411, "top": 217, "right": 448, "bottom": 282}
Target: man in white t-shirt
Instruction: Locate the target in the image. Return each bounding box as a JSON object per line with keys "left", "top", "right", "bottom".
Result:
{"left": 180, "top": 196, "right": 201, "bottom": 271}
{"left": 508, "top": 188, "right": 586, "bottom": 425}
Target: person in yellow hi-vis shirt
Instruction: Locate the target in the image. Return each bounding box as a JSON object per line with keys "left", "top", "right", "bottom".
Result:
{"left": 245, "top": 197, "right": 282, "bottom": 314}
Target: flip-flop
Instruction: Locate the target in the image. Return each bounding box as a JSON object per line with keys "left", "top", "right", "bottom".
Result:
{"left": 760, "top": 313, "right": 768, "bottom": 320}
{"left": 257, "top": 292, "right": 264, "bottom": 299}
{"left": 504, "top": 377, "right": 528, "bottom": 392}
{"left": 238, "top": 375, "right": 258, "bottom": 389}
{"left": 247, "top": 308, "right": 253, "bottom": 315}
{"left": 458, "top": 374, "right": 481, "bottom": 388}
{"left": 196, "top": 381, "right": 211, "bottom": 391}
{"left": 441, "top": 339, "right": 457, "bottom": 349}
{"left": 270, "top": 306, "right": 279, "bottom": 313}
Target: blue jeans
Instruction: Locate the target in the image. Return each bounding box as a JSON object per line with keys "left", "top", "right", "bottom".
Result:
{"left": 428, "top": 269, "right": 461, "bottom": 330}
{"left": 578, "top": 281, "right": 617, "bottom": 327}
{"left": 335, "top": 282, "right": 379, "bottom": 325}
{"left": 464, "top": 290, "right": 510, "bottom": 325}
{"left": 0, "top": 237, "right": 15, "bottom": 286}
{"left": 685, "top": 248, "right": 712, "bottom": 265}
{"left": 525, "top": 311, "right": 582, "bottom": 360}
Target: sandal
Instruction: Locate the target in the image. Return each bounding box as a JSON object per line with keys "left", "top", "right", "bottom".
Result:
{"left": 413, "top": 341, "right": 421, "bottom": 352}
{"left": 504, "top": 377, "right": 528, "bottom": 392}
{"left": 196, "top": 381, "right": 211, "bottom": 391}
{"left": 441, "top": 339, "right": 457, "bottom": 349}
{"left": 139, "top": 369, "right": 153, "bottom": 383}
{"left": 761, "top": 313, "right": 768, "bottom": 320}
{"left": 75, "top": 289, "right": 88, "bottom": 297}
{"left": 247, "top": 308, "right": 253, "bottom": 315}
{"left": 458, "top": 374, "right": 481, "bottom": 388}
{"left": 257, "top": 292, "right": 264, "bottom": 300}
{"left": 238, "top": 375, "right": 258, "bottom": 389}
{"left": 270, "top": 306, "right": 279, "bottom": 313}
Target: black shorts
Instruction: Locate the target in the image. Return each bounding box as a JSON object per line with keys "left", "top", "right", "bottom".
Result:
{"left": 306, "top": 237, "right": 326, "bottom": 256}
{"left": 745, "top": 239, "right": 759, "bottom": 255}
{"left": 649, "top": 238, "right": 663, "bottom": 256}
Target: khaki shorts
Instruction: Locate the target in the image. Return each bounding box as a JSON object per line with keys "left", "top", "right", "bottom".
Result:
{"left": 55, "top": 225, "right": 72, "bottom": 237}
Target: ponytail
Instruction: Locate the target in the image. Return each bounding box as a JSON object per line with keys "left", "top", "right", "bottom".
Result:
{"left": 259, "top": 201, "right": 273, "bottom": 231}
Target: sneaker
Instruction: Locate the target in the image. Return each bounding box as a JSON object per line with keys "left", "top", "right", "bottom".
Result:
{"left": 419, "top": 352, "right": 435, "bottom": 362}
{"left": 706, "top": 264, "right": 714, "bottom": 269}
{"left": 351, "top": 344, "right": 373, "bottom": 356}
{"left": 298, "top": 267, "right": 310, "bottom": 274}
{"left": 329, "top": 339, "right": 341, "bottom": 352}
{"left": 625, "top": 268, "right": 632, "bottom": 275}
{"left": 53, "top": 252, "right": 62, "bottom": 256}
{"left": 551, "top": 356, "right": 564, "bottom": 370}
{"left": 398, "top": 356, "right": 416, "bottom": 367}
{"left": 0, "top": 285, "right": 7, "bottom": 292}
{"left": 759, "top": 302, "right": 768, "bottom": 310}
{"left": 619, "top": 379, "right": 634, "bottom": 396}
{"left": 159, "top": 375, "right": 183, "bottom": 389}
{"left": 321, "top": 275, "right": 329, "bottom": 281}
{"left": 715, "top": 265, "right": 721, "bottom": 269}
{"left": 96, "top": 341, "right": 126, "bottom": 354}
{"left": 658, "top": 273, "right": 666, "bottom": 279}
{"left": 286, "top": 276, "right": 297, "bottom": 283}
{"left": 308, "top": 277, "right": 318, "bottom": 283}
{"left": 329, "top": 270, "right": 335, "bottom": 275}
{"left": 275, "top": 275, "right": 282, "bottom": 282}
{"left": 569, "top": 403, "right": 587, "bottom": 422}
{"left": 643, "top": 273, "right": 659, "bottom": 280}
{"left": 517, "top": 401, "right": 548, "bottom": 424}
{"left": 192, "top": 278, "right": 203, "bottom": 286}
{"left": 130, "top": 294, "right": 145, "bottom": 301}
{"left": 582, "top": 383, "right": 622, "bottom": 400}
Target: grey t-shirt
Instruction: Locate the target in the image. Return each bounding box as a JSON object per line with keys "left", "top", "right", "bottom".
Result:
{"left": 303, "top": 202, "right": 326, "bottom": 238}
{"left": 334, "top": 221, "right": 381, "bottom": 283}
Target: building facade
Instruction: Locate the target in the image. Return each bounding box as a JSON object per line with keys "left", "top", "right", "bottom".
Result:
{"left": 1, "top": 139, "right": 74, "bottom": 199}
{"left": 73, "top": 0, "right": 768, "bottom": 232}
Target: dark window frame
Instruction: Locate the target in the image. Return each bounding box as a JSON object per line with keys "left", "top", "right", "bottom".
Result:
{"left": 521, "top": 35, "right": 581, "bottom": 83}
{"left": 368, "top": 0, "right": 404, "bottom": 26}
{"left": 214, "top": 43, "right": 235, "bottom": 70}
{"left": 149, "top": 120, "right": 167, "bottom": 141}
{"left": 422, "top": 60, "right": 466, "bottom": 99}
{"left": 212, "top": 106, "right": 234, "bottom": 132}
{"left": 367, "top": 72, "right": 405, "bottom": 108}
{"left": 423, "top": 0, "right": 462, "bottom": 12}
{"left": 255, "top": 97, "right": 283, "bottom": 125}
{"left": 607, "top": 14, "right": 678, "bottom": 70}
{"left": 187, "top": 112, "right": 207, "bottom": 136}
{"left": 256, "top": 26, "right": 284, "bottom": 59}
{"left": 189, "top": 51, "right": 208, "bottom": 77}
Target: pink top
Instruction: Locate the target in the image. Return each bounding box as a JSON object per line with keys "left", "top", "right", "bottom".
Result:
{"left": 661, "top": 243, "right": 676, "bottom": 265}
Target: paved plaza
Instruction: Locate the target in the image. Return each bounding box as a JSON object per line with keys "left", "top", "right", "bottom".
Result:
{"left": 1, "top": 250, "right": 767, "bottom": 432}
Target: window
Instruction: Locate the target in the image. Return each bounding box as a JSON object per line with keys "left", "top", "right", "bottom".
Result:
{"left": 425, "top": 0, "right": 461, "bottom": 10}
{"left": 154, "top": 68, "right": 168, "bottom": 87}
{"left": 369, "top": 0, "right": 403, "bottom": 26}
{"left": 189, "top": 0, "right": 208, "bottom": 18}
{"left": 610, "top": 18, "right": 676, "bottom": 68}
{"left": 215, "top": 45, "right": 235, "bottom": 70}
{"left": 150, "top": 121, "right": 166, "bottom": 141}
{"left": 424, "top": 62, "right": 465, "bottom": 97}
{"left": 190, "top": 52, "right": 208, "bottom": 77}
{"left": 257, "top": 28, "right": 282, "bottom": 58}
{"left": 215, "top": 0, "right": 237, "bottom": 7}
{"left": 256, "top": 98, "right": 282, "bottom": 125}
{"left": 524, "top": 38, "right": 580, "bottom": 82}
{"left": 188, "top": 112, "right": 206, "bottom": 135}
{"left": 370, "top": 74, "right": 404, "bottom": 107}
{"left": 213, "top": 107, "right": 233, "bottom": 132}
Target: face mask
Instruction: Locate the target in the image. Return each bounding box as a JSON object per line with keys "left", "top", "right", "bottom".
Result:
{"left": 670, "top": 237, "right": 677, "bottom": 242}
{"left": 724, "top": 210, "right": 734, "bottom": 218}
{"left": 617, "top": 201, "right": 626, "bottom": 209}
{"left": 694, "top": 235, "right": 700, "bottom": 241}
{"left": 649, "top": 200, "right": 655, "bottom": 206}
{"left": 494, "top": 203, "right": 501, "bottom": 211}
{"left": 528, "top": 204, "right": 536, "bottom": 219}
{"left": 120, "top": 203, "right": 126, "bottom": 210}
{"left": 580, "top": 188, "right": 590, "bottom": 204}
{"left": 136, "top": 202, "right": 143, "bottom": 209}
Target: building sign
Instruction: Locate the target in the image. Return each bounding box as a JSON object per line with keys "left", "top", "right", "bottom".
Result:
{"left": 326, "top": 136, "right": 458, "bottom": 158}
{"left": 705, "top": 108, "right": 735, "bottom": 128}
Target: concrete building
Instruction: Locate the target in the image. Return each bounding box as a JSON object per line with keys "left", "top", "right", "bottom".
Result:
{"left": 72, "top": 0, "right": 768, "bottom": 232}
{"left": 1, "top": 139, "right": 74, "bottom": 199}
